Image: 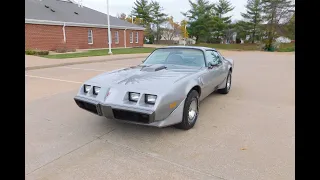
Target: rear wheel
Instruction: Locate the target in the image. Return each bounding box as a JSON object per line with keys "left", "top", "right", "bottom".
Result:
{"left": 174, "top": 90, "right": 199, "bottom": 130}
{"left": 218, "top": 71, "right": 232, "bottom": 94}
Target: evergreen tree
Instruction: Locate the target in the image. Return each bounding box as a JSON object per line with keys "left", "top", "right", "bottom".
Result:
{"left": 214, "top": 0, "right": 234, "bottom": 24}
{"left": 285, "top": 13, "right": 295, "bottom": 40}
{"left": 241, "top": 0, "right": 263, "bottom": 43}
{"left": 213, "top": 0, "right": 235, "bottom": 42}
{"left": 150, "top": 1, "right": 167, "bottom": 43}
{"left": 182, "top": 0, "right": 215, "bottom": 43}
{"left": 131, "top": 0, "right": 153, "bottom": 27}
{"left": 261, "top": 0, "right": 294, "bottom": 50}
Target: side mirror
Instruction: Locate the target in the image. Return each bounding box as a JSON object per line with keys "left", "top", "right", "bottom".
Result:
{"left": 208, "top": 62, "right": 218, "bottom": 69}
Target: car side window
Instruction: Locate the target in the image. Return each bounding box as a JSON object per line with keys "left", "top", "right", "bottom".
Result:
{"left": 217, "top": 52, "right": 224, "bottom": 61}
{"left": 205, "top": 50, "right": 221, "bottom": 66}
{"left": 212, "top": 51, "right": 222, "bottom": 64}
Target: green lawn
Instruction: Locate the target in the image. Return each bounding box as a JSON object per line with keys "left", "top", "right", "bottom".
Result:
{"left": 277, "top": 43, "right": 295, "bottom": 52}
{"left": 193, "top": 43, "right": 260, "bottom": 51}
{"left": 41, "top": 43, "right": 294, "bottom": 59}
{"left": 43, "top": 47, "right": 156, "bottom": 59}
{"left": 193, "top": 43, "right": 295, "bottom": 52}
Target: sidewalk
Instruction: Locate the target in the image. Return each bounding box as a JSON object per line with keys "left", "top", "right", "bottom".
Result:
{"left": 25, "top": 53, "right": 150, "bottom": 70}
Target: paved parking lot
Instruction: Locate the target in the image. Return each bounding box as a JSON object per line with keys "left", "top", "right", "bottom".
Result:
{"left": 25, "top": 51, "right": 295, "bottom": 180}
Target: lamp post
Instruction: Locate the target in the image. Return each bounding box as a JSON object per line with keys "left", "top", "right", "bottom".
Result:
{"left": 107, "top": 0, "right": 112, "bottom": 54}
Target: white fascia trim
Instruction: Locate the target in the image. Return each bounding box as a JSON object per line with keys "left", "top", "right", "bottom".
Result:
{"left": 25, "top": 19, "right": 146, "bottom": 31}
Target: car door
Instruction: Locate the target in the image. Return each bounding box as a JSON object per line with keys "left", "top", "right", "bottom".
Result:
{"left": 216, "top": 51, "right": 229, "bottom": 81}
{"left": 211, "top": 50, "right": 227, "bottom": 84}
{"left": 200, "top": 50, "right": 223, "bottom": 98}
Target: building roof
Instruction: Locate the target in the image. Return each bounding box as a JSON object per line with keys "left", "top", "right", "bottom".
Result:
{"left": 25, "top": 0, "right": 145, "bottom": 30}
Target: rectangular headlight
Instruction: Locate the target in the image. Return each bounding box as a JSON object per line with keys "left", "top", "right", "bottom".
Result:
{"left": 145, "top": 94, "right": 157, "bottom": 104}
{"left": 93, "top": 86, "right": 101, "bottom": 95}
{"left": 129, "top": 92, "right": 140, "bottom": 102}
{"left": 84, "top": 84, "right": 91, "bottom": 93}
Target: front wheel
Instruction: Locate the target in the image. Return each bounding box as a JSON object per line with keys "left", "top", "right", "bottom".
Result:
{"left": 174, "top": 90, "right": 199, "bottom": 130}
{"left": 218, "top": 71, "right": 232, "bottom": 94}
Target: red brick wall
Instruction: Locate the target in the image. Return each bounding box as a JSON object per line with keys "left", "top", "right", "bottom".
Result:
{"left": 25, "top": 24, "right": 144, "bottom": 51}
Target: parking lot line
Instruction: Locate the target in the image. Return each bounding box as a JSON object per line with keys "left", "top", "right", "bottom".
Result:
{"left": 25, "top": 75, "right": 83, "bottom": 84}
{"left": 58, "top": 67, "right": 107, "bottom": 72}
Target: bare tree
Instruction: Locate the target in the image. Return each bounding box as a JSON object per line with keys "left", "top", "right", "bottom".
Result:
{"left": 224, "top": 28, "right": 235, "bottom": 43}
{"left": 262, "top": 0, "right": 294, "bottom": 50}
{"left": 117, "top": 13, "right": 127, "bottom": 20}
{"left": 162, "top": 17, "right": 180, "bottom": 41}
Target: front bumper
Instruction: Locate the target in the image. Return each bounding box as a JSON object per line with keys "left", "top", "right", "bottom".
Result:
{"left": 74, "top": 96, "right": 185, "bottom": 128}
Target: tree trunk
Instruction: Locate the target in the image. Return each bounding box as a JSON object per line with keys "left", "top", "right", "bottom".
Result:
{"left": 252, "top": 25, "right": 256, "bottom": 44}
{"left": 266, "top": 9, "right": 275, "bottom": 50}
{"left": 251, "top": 32, "right": 255, "bottom": 43}
{"left": 156, "top": 24, "right": 160, "bottom": 44}
{"left": 196, "top": 36, "right": 199, "bottom": 44}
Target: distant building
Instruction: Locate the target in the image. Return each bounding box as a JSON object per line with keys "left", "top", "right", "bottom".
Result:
{"left": 275, "top": 36, "right": 292, "bottom": 43}
{"left": 25, "top": 0, "right": 145, "bottom": 51}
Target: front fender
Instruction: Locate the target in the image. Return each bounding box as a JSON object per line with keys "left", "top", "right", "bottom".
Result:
{"left": 183, "top": 78, "right": 201, "bottom": 96}
{"left": 225, "top": 58, "right": 234, "bottom": 70}
{"left": 153, "top": 77, "right": 201, "bottom": 121}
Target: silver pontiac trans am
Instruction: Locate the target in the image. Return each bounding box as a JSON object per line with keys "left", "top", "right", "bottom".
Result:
{"left": 74, "top": 46, "right": 234, "bottom": 130}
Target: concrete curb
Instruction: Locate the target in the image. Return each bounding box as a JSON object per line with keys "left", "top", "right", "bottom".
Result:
{"left": 25, "top": 54, "right": 148, "bottom": 71}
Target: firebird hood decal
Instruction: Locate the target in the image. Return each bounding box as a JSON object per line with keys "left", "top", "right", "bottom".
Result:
{"left": 89, "top": 65, "right": 199, "bottom": 87}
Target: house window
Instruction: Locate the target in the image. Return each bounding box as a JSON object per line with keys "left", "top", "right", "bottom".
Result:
{"left": 130, "top": 32, "right": 133, "bottom": 43}
{"left": 135, "top": 32, "right": 139, "bottom": 43}
{"left": 115, "top": 31, "right": 119, "bottom": 44}
{"left": 88, "top": 30, "right": 93, "bottom": 44}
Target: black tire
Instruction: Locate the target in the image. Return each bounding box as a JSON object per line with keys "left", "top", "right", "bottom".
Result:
{"left": 174, "top": 90, "right": 199, "bottom": 130}
{"left": 218, "top": 71, "right": 232, "bottom": 94}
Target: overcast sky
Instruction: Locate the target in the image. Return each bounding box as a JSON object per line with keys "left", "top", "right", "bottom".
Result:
{"left": 79, "top": 0, "right": 247, "bottom": 22}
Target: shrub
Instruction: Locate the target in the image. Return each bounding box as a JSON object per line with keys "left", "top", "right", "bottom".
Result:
{"left": 25, "top": 49, "right": 49, "bottom": 56}
{"left": 206, "top": 38, "right": 221, "bottom": 44}
{"left": 262, "top": 41, "right": 281, "bottom": 52}
{"left": 147, "top": 34, "right": 154, "bottom": 44}
{"left": 36, "top": 51, "right": 49, "bottom": 55}
{"left": 55, "top": 47, "right": 68, "bottom": 53}
{"left": 25, "top": 50, "right": 36, "bottom": 55}
{"left": 54, "top": 47, "right": 76, "bottom": 53}
{"left": 236, "top": 38, "right": 241, "bottom": 44}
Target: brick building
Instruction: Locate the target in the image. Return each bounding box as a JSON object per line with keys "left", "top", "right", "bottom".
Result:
{"left": 25, "top": 0, "right": 145, "bottom": 51}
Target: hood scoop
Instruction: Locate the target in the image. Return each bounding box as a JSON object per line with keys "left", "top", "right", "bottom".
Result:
{"left": 140, "top": 64, "right": 167, "bottom": 72}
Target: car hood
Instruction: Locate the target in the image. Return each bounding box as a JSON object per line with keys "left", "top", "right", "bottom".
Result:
{"left": 87, "top": 64, "right": 200, "bottom": 90}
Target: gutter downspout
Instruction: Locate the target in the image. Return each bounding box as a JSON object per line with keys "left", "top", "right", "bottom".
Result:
{"left": 63, "top": 22, "right": 66, "bottom": 43}
{"left": 124, "top": 28, "right": 127, "bottom": 48}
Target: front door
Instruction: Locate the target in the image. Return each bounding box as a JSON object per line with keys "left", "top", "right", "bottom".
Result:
{"left": 210, "top": 50, "right": 225, "bottom": 84}
{"left": 217, "top": 51, "right": 229, "bottom": 81}
{"left": 200, "top": 50, "right": 224, "bottom": 98}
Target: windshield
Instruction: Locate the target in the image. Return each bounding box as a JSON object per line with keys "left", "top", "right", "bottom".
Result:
{"left": 143, "top": 48, "right": 206, "bottom": 67}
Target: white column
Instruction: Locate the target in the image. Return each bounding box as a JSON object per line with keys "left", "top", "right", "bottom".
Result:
{"left": 124, "top": 29, "right": 127, "bottom": 48}
{"left": 107, "top": 0, "right": 112, "bottom": 54}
